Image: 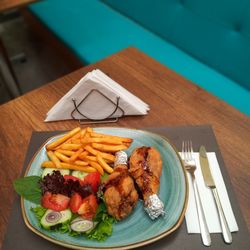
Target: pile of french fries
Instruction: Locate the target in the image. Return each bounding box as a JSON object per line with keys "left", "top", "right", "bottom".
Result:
{"left": 41, "top": 127, "right": 133, "bottom": 175}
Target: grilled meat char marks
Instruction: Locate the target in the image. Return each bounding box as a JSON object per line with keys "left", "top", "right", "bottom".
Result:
{"left": 104, "top": 165, "right": 139, "bottom": 220}
{"left": 129, "top": 147, "right": 162, "bottom": 201}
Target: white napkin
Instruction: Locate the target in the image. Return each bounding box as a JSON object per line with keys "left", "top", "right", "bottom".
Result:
{"left": 184, "top": 152, "right": 239, "bottom": 233}
{"left": 45, "top": 69, "right": 149, "bottom": 122}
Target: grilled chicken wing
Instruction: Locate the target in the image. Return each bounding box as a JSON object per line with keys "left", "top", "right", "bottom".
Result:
{"left": 129, "top": 146, "right": 162, "bottom": 201}
{"left": 104, "top": 165, "right": 138, "bottom": 220}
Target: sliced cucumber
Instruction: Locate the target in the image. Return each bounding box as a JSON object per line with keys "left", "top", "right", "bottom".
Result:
{"left": 41, "top": 168, "right": 56, "bottom": 178}
{"left": 70, "top": 217, "right": 94, "bottom": 232}
{"left": 42, "top": 168, "right": 70, "bottom": 178}
{"left": 71, "top": 170, "right": 88, "bottom": 180}
{"left": 41, "top": 209, "right": 72, "bottom": 229}
{"left": 58, "top": 169, "right": 70, "bottom": 176}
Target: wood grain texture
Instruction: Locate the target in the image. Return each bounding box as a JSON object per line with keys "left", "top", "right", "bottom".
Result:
{"left": 0, "top": 47, "right": 249, "bottom": 247}
{"left": 0, "top": 0, "right": 37, "bottom": 12}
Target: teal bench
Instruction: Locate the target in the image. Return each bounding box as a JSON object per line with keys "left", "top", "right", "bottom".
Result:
{"left": 28, "top": 0, "right": 250, "bottom": 115}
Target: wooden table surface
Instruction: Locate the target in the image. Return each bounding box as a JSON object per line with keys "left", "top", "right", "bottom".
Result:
{"left": 0, "top": 0, "right": 37, "bottom": 12}
{"left": 0, "top": 47, "right": 249, "bottom": 247}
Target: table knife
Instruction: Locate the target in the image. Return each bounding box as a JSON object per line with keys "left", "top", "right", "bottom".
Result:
{"left": 199, "top": 146, "right": 232, "bottom": 244}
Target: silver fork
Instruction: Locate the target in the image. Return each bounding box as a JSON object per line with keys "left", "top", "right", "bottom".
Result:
{"left": 182, "top": 141, "right": 211, "bottom": 246}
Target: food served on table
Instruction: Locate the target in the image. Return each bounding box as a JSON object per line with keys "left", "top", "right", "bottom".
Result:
{"left": 129, "top": 147, "right": 162, "bottom": 200}
{"left": 42, "top": 127, "right": 132, "bottom": 175}
{"left": 14, "top": 127, "right": 165, "bottom": 242}
{"left": 104, "top": 151, "right": 139, "bottom": 220}
{"left": 129, "top": 146, "right": 165, "bottom": 219}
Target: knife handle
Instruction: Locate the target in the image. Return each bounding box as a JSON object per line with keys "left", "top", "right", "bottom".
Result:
{"left": 192, "top": 179, "right": 211, "bottom": 246}
{"left": 212, "top": 188, "right": 232, "bottom": 244}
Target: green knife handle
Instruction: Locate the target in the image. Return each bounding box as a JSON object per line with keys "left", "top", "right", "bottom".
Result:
{"left": 212, "top": 188, "right": 232, "bottom": 244}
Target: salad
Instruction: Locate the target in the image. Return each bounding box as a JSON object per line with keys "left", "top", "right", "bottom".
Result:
{"left": 14, "top": 166, "right": 115, "bottom": 241}
{"left": 14, "top": 127, "right": 133, "bottom": 241}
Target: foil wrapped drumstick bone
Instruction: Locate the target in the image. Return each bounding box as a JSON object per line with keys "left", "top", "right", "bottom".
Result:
{"left": 129, "top": 146, "right": 165, "bottom": 219}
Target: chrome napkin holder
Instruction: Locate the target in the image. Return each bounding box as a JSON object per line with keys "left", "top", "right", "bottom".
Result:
{"left": 70, "top": 89, "right": 125, "bottom": 124}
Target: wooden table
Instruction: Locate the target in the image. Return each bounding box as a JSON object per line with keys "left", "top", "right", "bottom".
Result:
{"left": 0, "top": 0, "right": 37, "bottom": 12}
{"left": 0, "top": 47, "right": 249, "bottom": 247}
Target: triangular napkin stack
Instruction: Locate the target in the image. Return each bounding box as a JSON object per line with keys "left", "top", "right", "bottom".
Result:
{"left": 45, "top": 69, "right": 150, "bottom": 122}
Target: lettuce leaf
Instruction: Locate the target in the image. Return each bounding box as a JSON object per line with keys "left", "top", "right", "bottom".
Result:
{"left": 86, "top": 202, "right": 115, "bottom": 241}
{"left": 31, "top": 206, "right": 47, "bottom": 221}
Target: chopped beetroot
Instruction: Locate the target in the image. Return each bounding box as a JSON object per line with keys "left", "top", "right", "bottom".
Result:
{"left": 40, "top": 170, "right": 93, "bottom": 198}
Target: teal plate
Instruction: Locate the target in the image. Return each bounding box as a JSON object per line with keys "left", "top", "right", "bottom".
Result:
{"left": 21, "top": 127, "right": 188, "bottom": 249}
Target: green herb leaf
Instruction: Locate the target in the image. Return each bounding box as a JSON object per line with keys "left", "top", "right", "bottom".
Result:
{"left": 86, "top": 202, "right": 115, "bottom": 241}
{"left": 86, "top": 217, "right": 114, "bottom": 241}
{"left": 57, "top": 220, "right": 71, "bottom": 234}
{"left": 31, "top": 206, "right": 47, "bottom": 221}
{"left": 56, "top": 213, "right": 79, "bottom": 235}
{"left": 100, "top": 172, "right": 109, "bottom": 182}
{"left": 13, "top": 176, "right": 42, "bottom": 204}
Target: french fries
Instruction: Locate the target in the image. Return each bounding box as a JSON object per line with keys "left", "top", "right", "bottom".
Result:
{"left": 42, "top": 161, "right": 97, "bottom": 172}
{"left": 92, "top": 143, "right": 128, "bottom": 152}
{"left": 69, "top": 148, "right": 84, "bottom": 163}
{"left": 90, "top": 132, "right": 133, "bottom": 143}
{"left": 88, "top": 161, "right": 104, "bottom": 175}
{"left": 84, "top": 145, "right": 115, "bottom": 162}
{"left": 96, "top": 153, "right": 114, "bottom": 174}
{"left": 60, "top": 143, "right": 82, "bottom": 150}
{"left": 56, "top": 149, "right": 74, "bottom": 157}
{"left": 46, "top": 127, "right": 81, "bottom": 150}
{"left": 41, "top": 127, "right": 133, "bottom": 175}
{"left": 47, "top": 151, "right": 61, "bottom": 168}
{"left": 54, "top": 151, "right": 70, "bottom": 163}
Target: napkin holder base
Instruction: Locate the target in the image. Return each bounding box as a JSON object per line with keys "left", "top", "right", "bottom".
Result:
{"left": 70, "top": 89, "right": 125, "bottom": 124}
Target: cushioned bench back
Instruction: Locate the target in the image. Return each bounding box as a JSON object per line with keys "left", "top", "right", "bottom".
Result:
{"left": 102, "top": 0, "right": 250, "bottom": 90}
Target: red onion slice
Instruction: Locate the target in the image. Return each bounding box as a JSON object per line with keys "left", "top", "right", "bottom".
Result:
{"left": 45, "top": 211, "right": 62, "bottom": 223}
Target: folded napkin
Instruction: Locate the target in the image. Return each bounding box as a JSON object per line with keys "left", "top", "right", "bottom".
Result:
{"left": 184, "top": 152, "right": 239, "bottom": 233}
{"left": 45, "top": 69, "right": 149, "bottom": 122}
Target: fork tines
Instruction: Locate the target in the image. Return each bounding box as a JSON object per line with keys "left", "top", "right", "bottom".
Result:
{"left": 182, "top": 140, "right": 194, "bottom": 160}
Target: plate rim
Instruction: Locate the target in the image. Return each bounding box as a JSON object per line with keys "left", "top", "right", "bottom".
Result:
{"left": 21, "top": 127, "right": 188, "bottom": 250}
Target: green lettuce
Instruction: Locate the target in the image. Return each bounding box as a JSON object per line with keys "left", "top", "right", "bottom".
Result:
{"left": 30, "top": 197, "right": 115, "bottom": 241}
{"left": 86, "top": 202, "right": 115, "bottom": 241}
{"left": 31, "top": 206, "right": 47, "bottom": 220}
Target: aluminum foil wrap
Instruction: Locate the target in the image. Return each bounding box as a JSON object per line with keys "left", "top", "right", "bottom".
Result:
{"left": 114, "top": 151, "right": 128, "bottom": 166}
{"left": 144, "top": 194, "right": 165, "bottom": 220}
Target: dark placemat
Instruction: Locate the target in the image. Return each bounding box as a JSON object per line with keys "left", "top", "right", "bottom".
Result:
{"left": 2, "top": 125, "right": 250, "bottom": 250}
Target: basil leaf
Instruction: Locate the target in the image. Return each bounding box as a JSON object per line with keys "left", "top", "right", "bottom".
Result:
{"left": 13, "top": 176, "right": 42, "bottom": 204}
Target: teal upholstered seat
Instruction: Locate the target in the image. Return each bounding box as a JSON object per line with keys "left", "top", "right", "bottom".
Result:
{"left": 29, "top": 0, "right": 250, "bottom": 115}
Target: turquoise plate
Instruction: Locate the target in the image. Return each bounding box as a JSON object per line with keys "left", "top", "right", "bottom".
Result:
{"left": 21, "top": 127, "right": 188, "bottom": 249}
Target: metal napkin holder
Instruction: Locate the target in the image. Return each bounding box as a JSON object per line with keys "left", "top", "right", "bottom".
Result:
{"left": 70, "top": 89, "right": 125, "bottom": 124}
